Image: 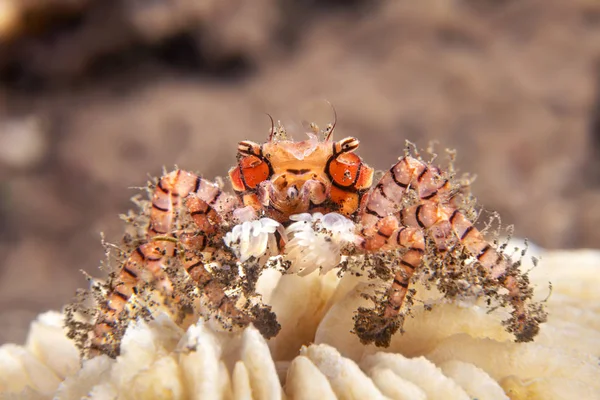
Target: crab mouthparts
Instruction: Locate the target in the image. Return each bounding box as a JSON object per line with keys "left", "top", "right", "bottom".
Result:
{"left": 286, "top": 186, "right": 299, "bottom": 200}
{"left": 265, "top": 179, "right": 328, "bottom": 218}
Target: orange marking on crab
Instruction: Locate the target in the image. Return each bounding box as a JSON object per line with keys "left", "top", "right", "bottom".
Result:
{"left": 239, "top": 155, "right": 271, "bottom": 189}
{"left": 229, "top": 165, "right": 246, "bottom": 192}
{"left": 328, "top": 152, "right": 362, "bottom": 187}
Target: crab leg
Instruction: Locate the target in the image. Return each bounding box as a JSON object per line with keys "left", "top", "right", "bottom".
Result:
{"left": 149, "top": 170, "right": 237, "bottom": 238}
{"left": 372, "top": 216, "right": 426, "bottom": 318}
{"left": 179, "top": 232, "right": 251, "bottom": 327}
{"left": 444, "top": 206, "right": 533, "bottom": 340}
{"left": 91, "top": 170, "right": 239, "bottom": 355}
{"left": 359, "top": 157, "right": 536, "bottom": 342}
{"left": 359, "top": 156, "right": 452, "bottom": 235}
{"left": 91, "top": 240, "right": 174, "bottom": 354}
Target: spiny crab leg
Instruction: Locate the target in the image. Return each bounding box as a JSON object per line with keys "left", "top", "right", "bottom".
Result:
{"left": 357, "top": 155, "right": 539, "bottom": 345}
{"left": 178, "top": 232, "right": 252, "bottom": 327}
{"left": 91, "top": 238, "right": 174, "bottom": 354}
{"left": 90, "top": 170, "right": 240, "bottom": 356}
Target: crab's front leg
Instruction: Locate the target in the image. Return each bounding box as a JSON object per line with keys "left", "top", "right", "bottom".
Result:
{"left": 353, "top": 211, "right": 429, "bottom": 347}
{"left": 177, "top": 230, "right": 254, "bottom": 329}
{"left": 368, "top": 216, "right": 427, "bottom": 316}
{"left": 90, "top": 170, "right": 240, "bottom": 357}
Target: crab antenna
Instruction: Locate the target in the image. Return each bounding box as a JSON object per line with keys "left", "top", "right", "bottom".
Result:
{"left": 325, "top": 101, "right": 337, "bottom": 141}
{"left": 267, "top": 113, "right": 275, "bottom": 141}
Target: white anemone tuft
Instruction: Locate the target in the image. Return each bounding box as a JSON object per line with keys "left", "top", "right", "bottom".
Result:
{"left": 284, "top": 212, "right": 358, "bottom": 276}
{"left": 223, "top": 217, "right": 283, "bottom": 262}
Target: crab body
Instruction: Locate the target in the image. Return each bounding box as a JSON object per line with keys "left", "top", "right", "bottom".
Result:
{"left": 229, "top": 133, "right": 373, "bottom": 221}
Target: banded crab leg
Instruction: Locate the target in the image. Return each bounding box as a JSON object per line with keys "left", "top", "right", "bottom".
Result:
{"left": 91, "top": 170, "right": 239, "bottom": 356}
{"left": 369, "top": 216, "right": 426, "bottom": 319}
{"left": 356, "top": 156, "right": 541, "bottom": 345}
{"left": 401, "top": 200, "right": 539, "bottom": 341}
{"left": 178, "top": 196, "right": 253, "bottom": 327}
{"left": 90, "top": 240, "right": 174, "bottom": 356}
{"left": 359, "top": 156, "right": 452, "bottom": 245}
{"left": 148, "top": 170, "right": 238, "bottom": 238}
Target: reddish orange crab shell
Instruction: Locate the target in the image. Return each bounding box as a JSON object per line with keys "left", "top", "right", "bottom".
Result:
{"left": 326, "top": 152, "right": 374, "bottom": 216}
{"left": 229, "top": 155, "right": 271, "bottom": 191}
{"left": 327, "top": 152, "right": 371, "bottom": 188}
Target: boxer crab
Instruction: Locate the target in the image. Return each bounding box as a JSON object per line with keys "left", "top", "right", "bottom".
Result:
{"left": 66, "top": 116, "right": 546, "bottom": 358}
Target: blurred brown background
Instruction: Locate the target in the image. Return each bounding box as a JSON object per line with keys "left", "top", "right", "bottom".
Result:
{"left": 1, "top": 0, "right": 599, "bottom": 344}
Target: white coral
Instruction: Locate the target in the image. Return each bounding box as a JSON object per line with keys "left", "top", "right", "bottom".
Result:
{"left": 2, "top": 246, "right": 600, "bottom": 399}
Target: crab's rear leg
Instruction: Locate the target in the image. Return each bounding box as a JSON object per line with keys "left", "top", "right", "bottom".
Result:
{"left": 403, "top": 201, "right": 542, "bottom": 341}
{"left": 443, "top": 206, "right": 542, "bottom": 340}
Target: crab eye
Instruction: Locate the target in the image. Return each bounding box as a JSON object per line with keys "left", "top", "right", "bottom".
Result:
{"left": 337, "top": 137, "right": 360, "bottom": 154}
{"left": 328, "top": 152, "right": 362, "bottom": 187}
{"left": 240, "top": 155, "right": 270, "bottom": 189}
